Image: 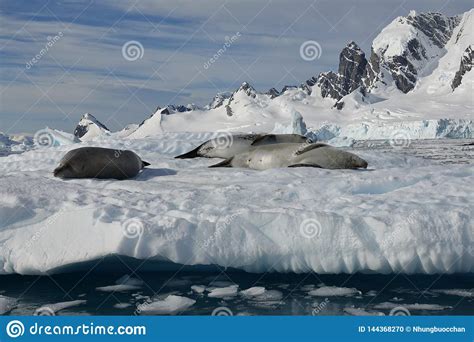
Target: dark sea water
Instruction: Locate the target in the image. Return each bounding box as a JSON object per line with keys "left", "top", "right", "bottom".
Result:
{"left": 1, "top": 266, "right": 473, "bottom": 316}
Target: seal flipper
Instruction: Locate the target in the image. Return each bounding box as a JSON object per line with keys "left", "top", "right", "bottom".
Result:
{"left": 294, "top": 143, "right": 328, "bottom": 156}
{"left": 251, "top": 134, "right": 276, "bottom": 146}
{"left": 288, "top": 163, "right": 322, "bottom": 168}
{"left": 174, "top": 142, "right": 206, "bottom": 159}
{"left": 142, "top": 161, "right": 151, "bottom": 167}
{"left": 209, "top": 157, "right": 233, "bottom": 168}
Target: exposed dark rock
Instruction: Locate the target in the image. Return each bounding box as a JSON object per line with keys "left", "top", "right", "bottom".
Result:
{"left": 338, "top": 41, "right": 368, "bottom": 94}
{"left": 364, "top": 12, "right": 461, "bottom": 94}
{"left": 405, "top": 12, "right": 460, "bottom": 48}
{"left": 158, "top": 104, "right": 197, "bottom": 115}
{"left": 74, "top": 113, "right": 109, "bottom": 139}
{"left": 266, "top": 87, "right": 280, "bottom": 98}
{"left": 207, "top": 92, "right": 232, "bottom": 109}
{"left": 225, "top": 105, "right": 233, "bottom": 116}
{"left": 316, "top": 71, "right": 345, "bottom": 100}
{"left": 452, "top": 45, "right": 473, "bottom": 90}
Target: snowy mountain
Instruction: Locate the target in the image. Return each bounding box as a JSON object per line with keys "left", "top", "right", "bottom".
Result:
{"left": 365, "top": 11, "right": 461, "bottom": 94}
{"left": 28, "top": 9, "right": 474, "bottom": 142}
{"left": 205, "top": 92, "right": 232, "bottom": 109}
{"left": 138, "top": 9, "right": 472, "bottom": 136}
{"left": 157, "top": 104, "right": 199, "bottom": 115}
{"left": 452, "top": 45, "right": 473, "bottom": 90}
{"left": 73, "top": 113, "right": 110, "bottom": 141}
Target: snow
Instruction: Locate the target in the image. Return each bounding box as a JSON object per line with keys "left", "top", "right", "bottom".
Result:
{"left": 138, "top": 295, "right": 195, "bottom": 315}
{"left": 0, "top": 133, "right": 472, "bottom": 276}
{"left": 309, "top": 286, "right": 362, "bottom": 297}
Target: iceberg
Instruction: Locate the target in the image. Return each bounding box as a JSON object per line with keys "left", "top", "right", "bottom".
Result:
{"left": 0, "top": 134, "right": 472, "bottom": 276}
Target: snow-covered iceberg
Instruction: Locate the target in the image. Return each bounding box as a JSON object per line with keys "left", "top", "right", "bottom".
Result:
{"left": 0, "top": 133, "right": 472, "bottom": 275}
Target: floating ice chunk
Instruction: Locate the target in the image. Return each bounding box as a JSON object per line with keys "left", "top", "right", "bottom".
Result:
{"left": 191, "top": 285, "right": 206, "bottom": 294}
{"left": 240, "top": 287, "right": 266, "bottom": 297}
{"left": 35, "top": 300, "right": 86, "bottom": 315}
{"left": 96, "top": 275, "right": 143, "bottom": 292}
{"left": 116, "top": 275, "right": 144, "bottom": 287}
{"left": 96, "top": 284, "right": 142, "bottom": 292}
{"left": 432, "top": 289, "right": 474, "bottom": 298}
{"left": 0, "top": 295, "right": 16, "bottom": 314}
{"left": 344, "top": 307, "right": 385, "bottom": 316}
{"left": 309, "top": 286, "right": 362, "bottom": 297}
{"left": 251, "top": 290, "right": 283, "bottom": 302}
{"left": 373, "top": 302, "right": 452, "bottom": 311}
{"left": 208, "top": 285, "right": 239, "bottom": 298}
{"left": 139, "top": 295, "right": 196, "bottom": 315}
{"left": 113, "top": 303, "right": 132, "bottom": 309}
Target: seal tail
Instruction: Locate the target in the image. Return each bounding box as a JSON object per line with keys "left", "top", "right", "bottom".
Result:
{"left": 209, "top": 157, "right": 233, "bottom": 168}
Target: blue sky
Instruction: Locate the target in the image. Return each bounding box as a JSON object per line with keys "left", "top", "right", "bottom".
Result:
{"left": 1, "top": 0, "right": 472, "bottom": 133}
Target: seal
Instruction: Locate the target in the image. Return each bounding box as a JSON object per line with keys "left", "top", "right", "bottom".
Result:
{"left": 209, "top": 143, "right": 368, "bottom": 170}
{"left": 175, "top": 133, "right": 312, "bottom": 159}
{"left": 53, "top": 147, "right": 150, "bottom": 180}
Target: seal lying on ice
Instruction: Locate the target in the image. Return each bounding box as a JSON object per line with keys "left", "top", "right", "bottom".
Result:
{"left": 53, "top": 147, "right": 150, "bottom": 180}
{"left": 209, "top": 143, "right": 368, "bottom": 170}
{"left": 175, "top": 133, "right": 312, "bottom": 159}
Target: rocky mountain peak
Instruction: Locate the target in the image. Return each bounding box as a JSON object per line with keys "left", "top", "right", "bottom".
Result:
{"left": 266, "top": 87, "right": 280, "bottom": 99}
{"left": 338, "top": 41, "right": 368, "bottom": 94}
{"left": 404, "top": 12, "right": 461, "bottom": 48}
{"left": 452, "top": 45, "right": 473, "bottom": 90}
{"left": 74, "top": 113, "right": 110, "bottom": 140}
{"left": 207, "top": 92, "right": 232, "bottom": 109}
{"left": 237, "top": 81, "right": 257, "bottom": 98}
